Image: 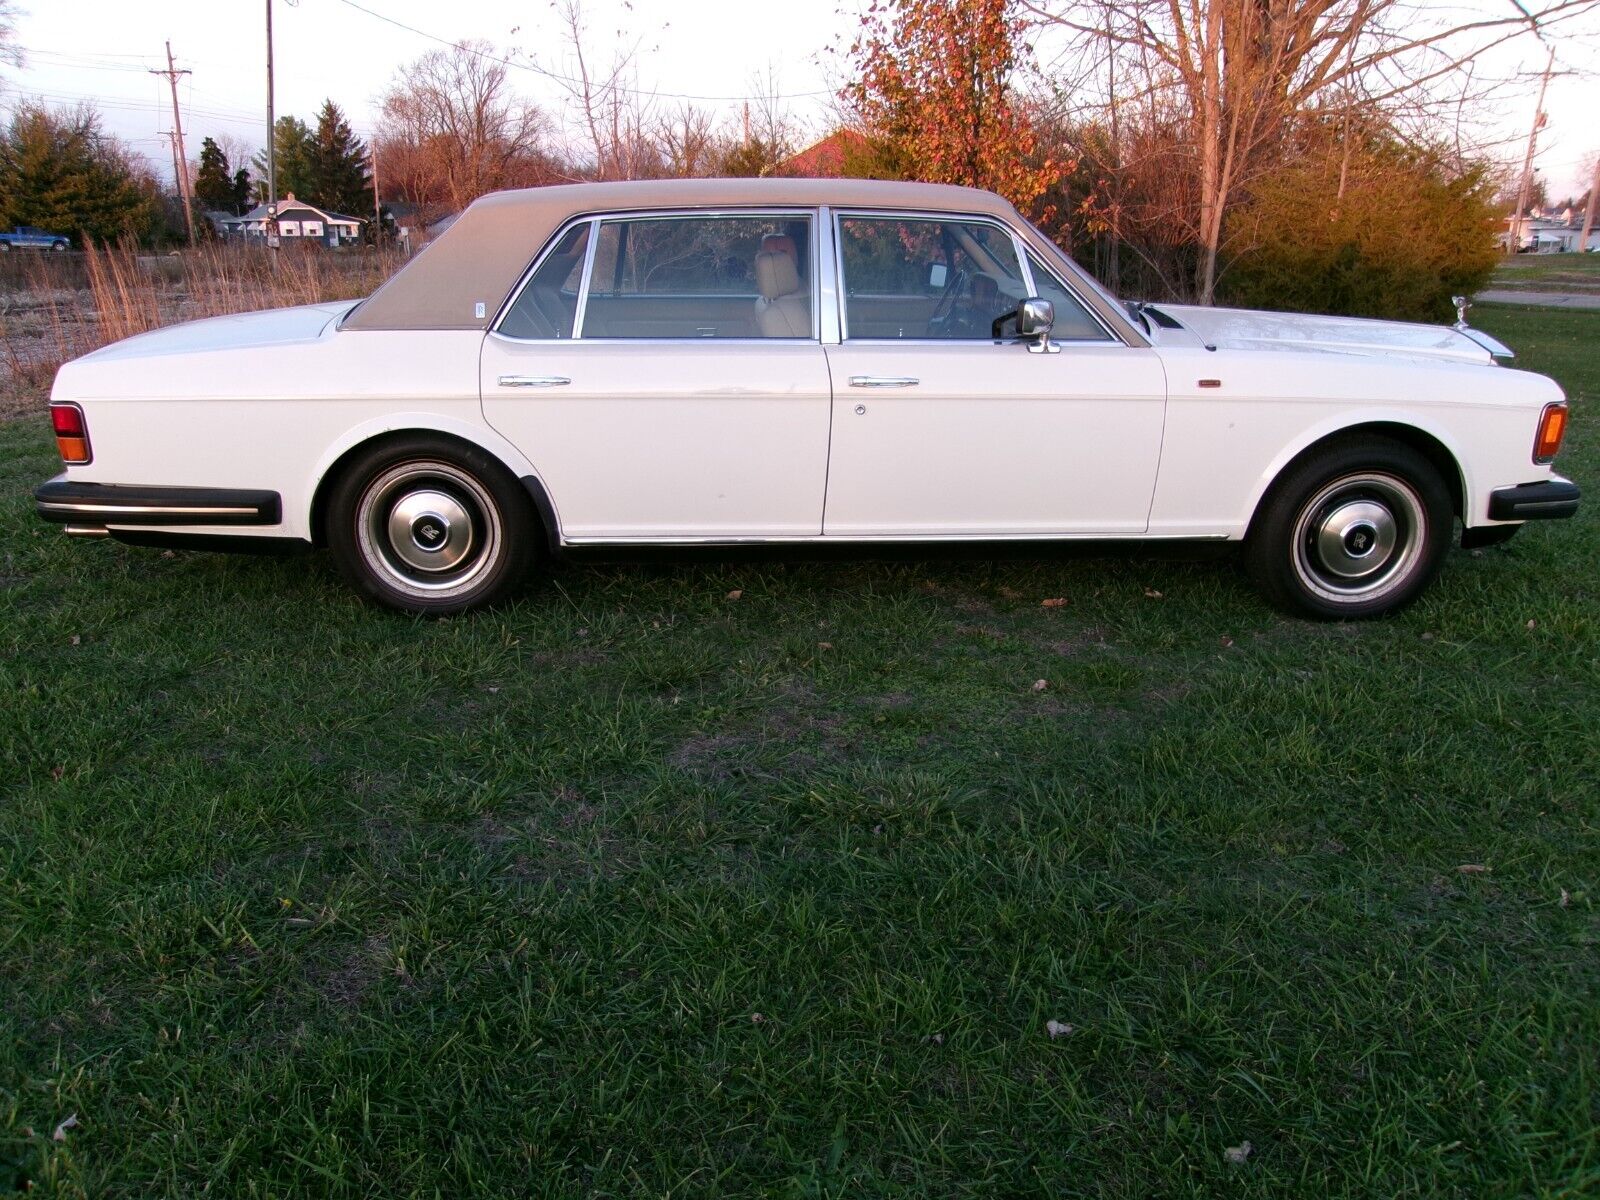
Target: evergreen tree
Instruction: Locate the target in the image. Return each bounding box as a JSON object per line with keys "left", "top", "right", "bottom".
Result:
{"left": 0, "top": 101, "right": 159, "bottom": 242}
{"left": 251, "top": 116, "right": 314, "bottom": 200}
{"left": 305, "top": 100, "right": 369, "bottom": 216}
{"left": 194, "top": 136, "right": 235, "bottom": 212}
{"left": 230, "top": 167, "right": 252, "bottom": 214}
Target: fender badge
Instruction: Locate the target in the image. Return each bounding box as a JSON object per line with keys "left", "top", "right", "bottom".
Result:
{"left": 1198, "top": 379, "right": 1222, "bottom": 388}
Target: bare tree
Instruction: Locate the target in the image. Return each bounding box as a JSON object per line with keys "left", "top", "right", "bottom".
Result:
{"left": 0, "top": 1, "right": 21, "bottom": 73}
{"left": 545, "top": 0, "right": 662, "bottom": 180}
{"left": 1025, "top": 0, "right": 1600, "bottom": 302}
{"left": 376, "top": 41, "right": 555, "bottom": 219}
{"left": 656, "top": 103, "right": 720, "bottom": 177}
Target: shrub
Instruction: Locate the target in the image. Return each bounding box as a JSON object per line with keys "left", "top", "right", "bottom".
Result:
{"left": 1220, "top": 131, "right": 1500, "bottom": 322}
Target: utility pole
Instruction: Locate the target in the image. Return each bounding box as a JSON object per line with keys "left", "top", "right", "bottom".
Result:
{"left": 160, "top": 131, "right": 183, "bottom": 218}
{"left": 1510, "top": 44, "right": 1555, "bottom": 254}
{"left": 151, "top": 42, "right": 196, "bottom": 245}
{"left": 1581, "top": 157, "right": 1599, "bottom": 255}
{"left": 369, "top": 136, "right": 382, "bottom": 244}
{"left": 266, "top": 0, "right": 278, "bottom": 247}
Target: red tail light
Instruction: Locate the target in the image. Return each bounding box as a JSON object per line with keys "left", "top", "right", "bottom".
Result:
{"left": 50, "top": 402, "right": 92, "bottom": 465}
{"left": 1534, "top": 403, "right": 1568, "bottom": 464}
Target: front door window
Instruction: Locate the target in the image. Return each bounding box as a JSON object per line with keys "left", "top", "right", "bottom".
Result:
{"left": 838, "top": 216, "right": 1028, "bottom": 340}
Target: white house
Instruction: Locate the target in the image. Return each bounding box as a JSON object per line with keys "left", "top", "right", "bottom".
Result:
{"left": 223, "top": 193, "right": 365, "bottom": 246}
{"left": 1501, "top": 208, "right": 1599, "bottom": 254}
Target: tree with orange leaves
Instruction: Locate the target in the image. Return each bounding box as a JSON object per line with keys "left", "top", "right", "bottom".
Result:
{"left": 842, "top": 0, "right": 1061, "bottom": 215}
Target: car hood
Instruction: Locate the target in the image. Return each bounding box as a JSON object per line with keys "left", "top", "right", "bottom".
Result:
{"left": 74, "top": 301, "right": 354, "bottom": 364}
{"left": 1147, "top": 303, "right": 1509, "bottom": 366}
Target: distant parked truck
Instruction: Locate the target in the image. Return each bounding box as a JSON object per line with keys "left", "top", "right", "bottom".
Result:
{"left": 0, "top": 226, "right": 71, "bottom": 251}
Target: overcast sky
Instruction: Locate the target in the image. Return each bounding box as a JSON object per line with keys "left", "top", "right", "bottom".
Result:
{"left": 7, "top": 0, "right": 1599, "bottom": 202}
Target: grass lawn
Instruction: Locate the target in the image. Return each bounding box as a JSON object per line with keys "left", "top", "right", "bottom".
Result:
{"left": 1489, "top": 253, "right": 1600, "bottom": 294}
{"left": 2, "top": 305, "right": 1596, "bottom": 1197}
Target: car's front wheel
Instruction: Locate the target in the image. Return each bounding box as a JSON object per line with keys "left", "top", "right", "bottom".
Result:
{"left": 327, "top": 436, "right": 538, "bottom": 615}
{"left": 1245, "top": 436, "right": 1453, "bottom": 619}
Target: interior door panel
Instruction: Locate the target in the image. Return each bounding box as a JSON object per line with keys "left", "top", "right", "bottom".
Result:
{"left": 581, "top": 294, "right": 761, "bottom": 340}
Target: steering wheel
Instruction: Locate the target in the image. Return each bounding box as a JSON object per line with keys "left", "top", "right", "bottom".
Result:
{"left": 924, "top": 266, "right": 968, "bottom": 336}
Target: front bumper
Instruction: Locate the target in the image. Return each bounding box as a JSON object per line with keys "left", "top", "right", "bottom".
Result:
{"left": 1487, "top": 477, "right": 1581, "bottom": 522}
{"left": 35, "top": 477, "right": 282, "bottom": 527}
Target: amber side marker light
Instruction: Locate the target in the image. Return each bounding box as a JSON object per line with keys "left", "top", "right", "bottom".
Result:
{"left": 1534, "top": 402, "right": 1568, "bottom": 464}
{"left": 50, "top": 402, "right": 91, "bottom": 465}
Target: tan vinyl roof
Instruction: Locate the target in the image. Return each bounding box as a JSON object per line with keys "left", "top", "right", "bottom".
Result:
{"left": 341, "top": 178, "right": 1023, "bottom": 332}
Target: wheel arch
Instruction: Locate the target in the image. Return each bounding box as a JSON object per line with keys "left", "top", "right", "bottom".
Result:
{"left": 305, "top": 417, "right": 558, "bottom": 549}
{"left": 1245, "top": 418, "right": 1468, "bottom": 539}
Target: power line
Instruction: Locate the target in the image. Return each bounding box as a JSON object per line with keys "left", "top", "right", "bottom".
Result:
{"left": 20, "top": 88, "right": 264, "bottom": 125}
{"left": 328, "top": 0, "right": 831, "bottom": 103}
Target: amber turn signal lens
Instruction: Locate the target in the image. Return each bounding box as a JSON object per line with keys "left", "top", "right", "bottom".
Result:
{"left": 1534, "top": 403, "right": 1568, "bottom": 464}
{"left": 50, "top": 402, "right": 91, "bottom": 465}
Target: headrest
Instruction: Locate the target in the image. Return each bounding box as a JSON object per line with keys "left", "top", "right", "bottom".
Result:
{"left": 755, "top": 250, "right": 801, "bottom": 300}
{"left": 760, "top": 234, "right": 798, "bottom": 265}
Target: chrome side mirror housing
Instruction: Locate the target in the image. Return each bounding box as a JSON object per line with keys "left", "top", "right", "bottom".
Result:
{"left": 1018, "top": 297, "right": 1058, "bottom": 354}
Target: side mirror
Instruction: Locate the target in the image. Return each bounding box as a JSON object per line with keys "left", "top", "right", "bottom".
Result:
{"left": 1017, "top": 297, "right": 1057, "bottom": 353}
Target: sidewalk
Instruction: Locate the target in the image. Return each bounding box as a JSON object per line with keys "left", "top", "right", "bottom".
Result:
{"left": 1476, "top": 289, "right": 1600, "bottom": 309}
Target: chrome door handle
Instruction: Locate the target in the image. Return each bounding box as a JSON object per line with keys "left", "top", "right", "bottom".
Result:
{"left": 848, "top": 375, "right": 919, "bottom": 388}
{"left": 498, "top": 375, "right": 571, "bottom": 388}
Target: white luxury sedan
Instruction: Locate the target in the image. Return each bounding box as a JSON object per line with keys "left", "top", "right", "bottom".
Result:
{"left": 35, "top": 178, "right": 1578, "bottom": 617}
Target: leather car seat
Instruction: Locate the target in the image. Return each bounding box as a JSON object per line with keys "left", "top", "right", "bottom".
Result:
{"left": 760, "top": 233, "right": 799, "bottom": 269}
{"left": 754, "top": 250, "right": 809, "bottom": 337}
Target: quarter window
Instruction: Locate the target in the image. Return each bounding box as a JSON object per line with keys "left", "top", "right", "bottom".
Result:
{"left": 500, "top": 222, "right": 590, "bottom": 339}
{"left": 838, "top": 216, "right": 1028, "bottom": 340}
{"left": 1023, "top": 251, "right": 1112, "bottom": 342}
{"left": 579, "top": 215, "right": 814, "bottom": 339}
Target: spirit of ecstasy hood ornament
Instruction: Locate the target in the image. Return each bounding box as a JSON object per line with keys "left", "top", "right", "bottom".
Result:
{"left": 1453, "top": 295, "right": 1472, "bottom": 330}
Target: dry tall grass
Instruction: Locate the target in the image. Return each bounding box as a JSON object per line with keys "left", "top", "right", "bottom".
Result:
{"left": 0, "top": 240, "right": 406, "bottom": 406}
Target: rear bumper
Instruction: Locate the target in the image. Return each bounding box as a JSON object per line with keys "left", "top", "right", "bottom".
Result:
{"left": 34, "top": 477, "right": 282, "bottom": 527}
{"left": 1487, "top": 477, "right": 1580, "bottom": 522}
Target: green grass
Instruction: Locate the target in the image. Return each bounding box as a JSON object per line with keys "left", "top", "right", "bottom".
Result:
{"left": 2, "top": 305, "right": 1597, "bottom": 1197}
{"left": 1490, "top": 253, "right": 1600, "bottom": 294}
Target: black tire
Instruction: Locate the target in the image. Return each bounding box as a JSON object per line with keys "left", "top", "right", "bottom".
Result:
{"left": 326, "top": 435, "right": 538, "bottom": 615}
{"left": 51, "top": 240, "right": 68, "bottom": 252}
{"left": 1245, "top": 435, "right": 1453, "bottom": 619}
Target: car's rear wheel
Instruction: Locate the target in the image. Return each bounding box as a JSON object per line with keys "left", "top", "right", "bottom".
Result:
{"left": 51, "top": 240, "right": 68, "bottom": 252}
{"left": 1245, "top": 436, "right": 1453, "bottom": 619}
{"left": 327, "top": 436, "right": 537, "bottom": 614}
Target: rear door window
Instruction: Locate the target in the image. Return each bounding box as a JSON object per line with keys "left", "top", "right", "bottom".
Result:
{"left": 579, "top": 214, "right": 815, "bottom": 339}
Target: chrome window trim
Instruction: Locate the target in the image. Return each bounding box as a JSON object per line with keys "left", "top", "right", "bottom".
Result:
{"left": 486, "top": 334, "right": 824, "bottom": 348}
{"left": 816, "top": 205, "right": 841, "bottom": 345}
{"left": 570, "top": 217, "right": 601, "bottom": 340}
{"left": 831, "top": 208, "right": 1121, "bottom": 346}
{"left": 493, "top": 208, "right": 824, "bottom": 344}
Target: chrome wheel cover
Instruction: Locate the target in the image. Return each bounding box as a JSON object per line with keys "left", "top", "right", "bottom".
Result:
{"left": 355, "top": 460, "right": 502, "bottom": 600}
{"left": 1291, "top": 472, "right": 1426, "bottom": 605}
